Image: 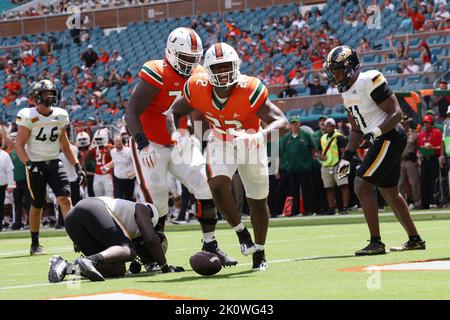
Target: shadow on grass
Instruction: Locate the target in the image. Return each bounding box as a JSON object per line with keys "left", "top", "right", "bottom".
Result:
{"left": 293, "top": 254, "right": 357, "bottom": 262}
{"left": 0, "top": 254, "right": 34, "bottom": 260}
{"left": 136, "top": 269, "right": 255, "bottom": 283}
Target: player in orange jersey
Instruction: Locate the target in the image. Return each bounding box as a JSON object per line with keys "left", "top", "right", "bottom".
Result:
{"left": 167, "top": 43, "right": 290, "bottom": 271}
{"left": 125, "top": 28, "right": 236, "bottom": 267}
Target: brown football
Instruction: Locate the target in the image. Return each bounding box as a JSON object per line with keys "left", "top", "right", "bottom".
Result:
{"left": 189, "top": 251, "right": 222, "bottom": 276}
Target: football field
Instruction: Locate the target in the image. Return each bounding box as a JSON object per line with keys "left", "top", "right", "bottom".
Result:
{"left": 1, "top": 211, "right": 450, "bottom": 300}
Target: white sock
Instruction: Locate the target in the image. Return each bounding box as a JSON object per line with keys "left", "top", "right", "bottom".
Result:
{"left": 203, "top": 231, "right": 216, "bottom": 243}
{"left": 255, "top": 244, "right": 265, "bottom": 251}
{"left": 233, "top": 223, "right": 245, "bottom": 232}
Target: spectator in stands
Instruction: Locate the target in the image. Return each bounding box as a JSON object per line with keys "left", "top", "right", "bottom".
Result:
{"left": 106, "top": 102, "right": 120, "bottom": 116}
{"left": 433, "top": 2, "right": 450, "bottom": 20}
{"left": 306, "top": 76, "right": 326, "bottom": 95}
{"left": 3, "top": 75, "right": 21, "bottom": 95}
{"left": 80, "top": 29, "right": 90, "bottom": 43}
{"left": 14, "top": 90, "right": 28, "bottom": 107}
{"left": 318, "top": 118, "right": 350, "bottom": 215}
{"left": 289, "top": 69, "right": 305, "bottom": 86}
{"left": 270, "top": 66, "right": 287, "bottom": 85}
{"left": 398, "top": 8, "right": 413, "bottom": 33}
{"left": 403, "top": 1, "right": 426, "bottom": 32}
{"left": 326, "top": 82, "right": 339, "bottom": 95}
{"left": 381, "top": 0, "right": 395, "bottom": 12}
{"left": 291, "top": 13, "right": 307, "bottom": 30}
{"left": 278, "top": 83, "right": 297, "bottom": 98}
{"left": 358, "top": 37, "right": 371, "bottom": 52}
{"left": 98, "top": 49, "right": 110, "bottom": 65}
{"left": 68, "top": 97, "right": 82, "bottom": 113}
{"left": 109, "top": 49, "right": 123, "bottom": 66}
{"left": 387, "top": 34, "right": 409, "bottom": 61}
{"left": 402, "top": 57, "right": 420, "bottom": 74}
{"left": 399, "top": 115, "right": 421, "bottom": 209}
{"left": 418, "top": 41, "right": 434, "bottom": 72}
{"left": 438, "top": 18, "right": 450, "bottom": 30}
{"left": 258, "top": 70, "right": 271, "bottom": 86}
{"left": 262, "top": 16, "right": 277, "bottom": 31}
{"left": 22, "top": 52, "right": 35, "bottom": 67}
{"left": 5, "top": 60, "right": 15, "bottom": 75}
{"left": 434, "top": 81, "right": 450, "bottom": 119}
{"left": 279, "top": 116, "right": 317, "bottom": 216}
{"left": 81, "top": 44, "right": 99, "bottom": 68}
{"left": 343, "top": 9, "right": 359, "bottom": 27}
{"left": 418, "top": 114, "right": 442, "bottom": 209}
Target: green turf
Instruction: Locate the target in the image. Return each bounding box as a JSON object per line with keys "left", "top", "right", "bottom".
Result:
{"left": 1, "top": 217, "right": 450, "bottom": 300}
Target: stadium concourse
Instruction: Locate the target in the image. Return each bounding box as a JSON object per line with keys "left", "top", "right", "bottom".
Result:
{"left": 0, "top": 0, "right": 450, "bottom": 301}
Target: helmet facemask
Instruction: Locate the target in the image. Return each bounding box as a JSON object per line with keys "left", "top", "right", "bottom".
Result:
{"left": 166, "top": 49, "right": 202, "bottom": 77}
{"left": 41, "top": 90, "right": 58, "bottom": 108}
{"left": 206, "top": 60, "right": 240, "bottom": 88}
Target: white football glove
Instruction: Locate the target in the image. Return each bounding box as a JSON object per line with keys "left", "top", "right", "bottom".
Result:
{"left": 337, "top": 159, "right": 350, "bottom": 180}
{"left": 171, "top": 131, "right": 192, "bottom": 153}
{"left": 139, "top": 145, "right": 158, "bottom": 168}
{"left": 229, "top": 129, "right": 265, "bottom": 150}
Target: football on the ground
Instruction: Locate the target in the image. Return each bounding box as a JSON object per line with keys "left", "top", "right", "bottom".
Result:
{"left": 189, "top": 251, "right": 222, "bottom": 276}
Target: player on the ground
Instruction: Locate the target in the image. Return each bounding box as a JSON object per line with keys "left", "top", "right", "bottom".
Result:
{"left": 326, "top": 46, "right": 425, "bottom": 255}
{"left": 85, "top": 128, "right": 113, "bottom": 197}
{"left": 166, "top": 42, "right": 290, "bottom": 271}
{"left": 125, "top": 28, "right": 236, "bottom": 266}
{"left": 48, "top": 197, "right": 183, "bottom": 282}
{"left": 14, "top": 79, "right": 86, "bottom": 255}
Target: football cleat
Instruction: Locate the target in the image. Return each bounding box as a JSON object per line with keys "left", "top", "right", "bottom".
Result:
{"left": 202, "top": 240, "right": 238, "bottom": 267}
{"left": 252, "top": 250, "right": 268, "bottom": 271}
{"left": 236, "top": 228, "right": 256, "bottom": 256}
{"left": 30, "top": 244, "right": 47, "bottom": 256}
{"left": 144, "top": 262, "right": 161, "bottom": 272}
{"left": 355, "top": 240, "right": 386, "bottom": 256}
{"left": 48, "top": 255, "right": 69, "bottom": 283}
{"left": 390, "top": 238, "right": 426, "bottom": 252}
{"left": 73, "top": 257, "right": 105, "bottom": 281}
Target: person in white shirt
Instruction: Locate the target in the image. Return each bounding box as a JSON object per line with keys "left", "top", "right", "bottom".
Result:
{"left": 0, "top": 149, "right": 14, "bottom": 231}
{"left": 14, "top": 90, "right": 28, "bottom": 107}
{"left": 402, "top": 57, "right": 420, "bottom": 74}
{"left": 326, "top": 82, "right": 339, "bottom": 95}
{"left": 289, "top": 70, "right": 305, "bottom": 86}
{"left": 101, "top": 135, "right": 135, "bottom": 201}
{"left": 433, "top": 3, "right": 450, "bottom": 20}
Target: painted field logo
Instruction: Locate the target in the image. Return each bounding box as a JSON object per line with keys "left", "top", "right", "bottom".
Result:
{"left": 340, "top": 259, "right": 450, "bottom": 272}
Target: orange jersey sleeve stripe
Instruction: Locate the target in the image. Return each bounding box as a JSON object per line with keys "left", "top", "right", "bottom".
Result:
{"left": 139, "top": 65, "right": 163, "bottom": 87}
{"left": 249, "top": 80, "right": 267, "bottom": 109}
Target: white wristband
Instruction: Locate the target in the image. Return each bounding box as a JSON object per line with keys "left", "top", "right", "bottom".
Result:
{"left": 372, "top": 127, "right": 382, "bottom": 137}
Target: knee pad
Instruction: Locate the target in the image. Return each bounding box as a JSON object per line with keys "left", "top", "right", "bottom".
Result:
{"left": 196, "top": 199, "right": 218, "bottom": 226}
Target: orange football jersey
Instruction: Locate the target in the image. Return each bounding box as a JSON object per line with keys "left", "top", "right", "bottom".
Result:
{"left": 184, "top": 73, "right": 268, "bottom": 141}
{"left": 138, "top": 60, "right": 196, "bottom": 145}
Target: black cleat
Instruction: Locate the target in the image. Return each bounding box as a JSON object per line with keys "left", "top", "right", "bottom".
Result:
{"left": 236, "top": 228, "right": 256, "bottom": 256}
{"left": 30, "top": 244, "right": 47, "bottom": 256}
{"left": 355, "top": 240, "right": 386, "bottom": 256}
{"left": 48, "top": 255, "right": 69, "bottom": 283}
{"left": 390, "top": 238, "right": 426, "bottom": 252}
{"left": 202, "top": 240, "right": 238, "bottom": 267}
{"left": 74, "top": 257, "right": 105, "bottom": 281}
{"left": 252, "top": 250, "right": 268, "bottom": 271}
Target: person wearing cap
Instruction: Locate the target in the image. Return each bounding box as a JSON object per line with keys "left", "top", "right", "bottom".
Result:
{"left": 270, "top": 66, "right": 287, "bottom": 85}
{"left": 81, "top": 44, "right": 98, "bottom": 69}
{"left": 418, "top": 114, "right": 442, "bottom": 209}
{"left": 279, "top": 116, "right": 317, "bottom": 215}
{"left": 318, "top": 118, "right": 350, "bottom": 215}
{"left": 399, "top": 115, "right": 421, "bottom": 209}
{"left": 421, "top": 110, "right": 443, "bottom": 132}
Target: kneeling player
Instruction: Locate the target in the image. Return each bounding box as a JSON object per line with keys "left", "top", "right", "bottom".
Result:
{"left": 326, "top": 46, "right": 425, "bottom": 255}
{"left": 48, "top": 197, "right": 183, "bottom": 282}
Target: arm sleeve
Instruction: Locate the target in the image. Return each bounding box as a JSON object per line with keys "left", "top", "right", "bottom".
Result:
{"left": 16, "top": 109, "right": 32, "bottom": 129}
{"left": 249, "top": 78, "right": 268, "bottom": 112}
{"left": 367, "top": 71, "right": 393, "bottom": 105}
{"left": 337, "top": 135, "right": 347, "bottom": 149}
{"left": 138, "top": 61, "right": 163, "bottom": 89}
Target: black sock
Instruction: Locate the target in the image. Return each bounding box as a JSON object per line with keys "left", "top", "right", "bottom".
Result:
{"left": 409, "top": 235, "right": 421, "bottom": 241}
{"left": 86, "top": 253, "right": 105, "bottom": 266}
{"left": 31, "top": 232, "right": 39, "bottom": 246}
{"left": 371, "top": 236, "right": 381, "bottom": 243}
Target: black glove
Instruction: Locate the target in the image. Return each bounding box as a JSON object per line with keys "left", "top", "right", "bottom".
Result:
{"left": 359, "top": 132, "right": 375, "bottom": 149}
{"left": 26, "top": 160, "right": 43, "bottom": 176}
{"left": 161, "top": 264, "right": 185, "bottom": 273}
{"left": 134, "top": 133, "right": 149, "bottom": 151}
{"left": 75, "top": 163, "right": 87, "bottom": 185}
